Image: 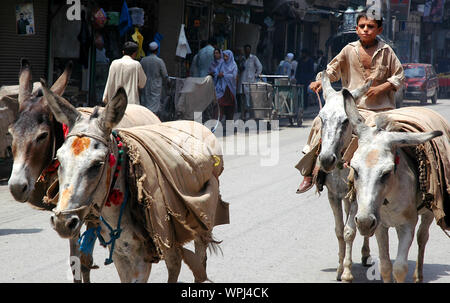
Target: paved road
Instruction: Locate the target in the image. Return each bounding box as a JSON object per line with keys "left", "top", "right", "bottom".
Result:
{"left": 0, "top": 100, "right": 449, "bottom": 283}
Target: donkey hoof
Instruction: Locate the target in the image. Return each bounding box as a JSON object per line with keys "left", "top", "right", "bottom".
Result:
{"left": 341, "top": 273, "right": 354, "bottom": 283}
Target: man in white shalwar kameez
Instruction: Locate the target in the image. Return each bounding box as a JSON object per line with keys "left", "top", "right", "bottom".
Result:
{"left": 103, "top": 41, "right": 147, "bottom": 105}
{"left": 239, "top": 44, "right": 263, "bottom": 111}
{"left": 140, "top": 42, "right": 169, "bottom": 116}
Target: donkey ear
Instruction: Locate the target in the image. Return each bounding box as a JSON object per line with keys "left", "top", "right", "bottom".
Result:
{"left": 40, "top": 78, "right": 80, "bottom": 129}
{"left": 50, "top": 61, "right": 72, "bottom": 96}
{"left": 387, "top": 130, "right": 443, "bottom": 148}
{"left": 18, "top": 59, "right": 32, "bottom": 104}
{"left": 99, "top": 88, "right": 127, "bottom": 133}
{"left": 321, "top": 71, "right": 336, "bottom": 101}
{"left": 350, "top": 79, "right": 372, "bottom": 100}
{"left": 343, "top": 89, "right": 369, "bottom": 136}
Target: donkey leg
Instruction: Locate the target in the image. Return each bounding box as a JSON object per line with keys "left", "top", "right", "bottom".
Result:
{"left": 413, "top": 211, "right": 433, "bottom": 283}
{"left": 361, "top": 236, "right": 371, "bottom": 266}
{"left": 393, "top": 224, "right": 415, "bottom": 283}
{"left": 328, "top": 193, "right": 345, "bottom": 281}
{"left": 69, "top": 237, "right": 82, "bottom": 283}
{"left": 375, "top": 226, "right": 392, "bottom": 283}
{"left": 341, "top": 200, "right": 357, "bottom": 282}
{"left": 194, "top": 238, "right": 208, "bottom": 281}
{"left": 113, "top": 254, "right": 152, "bottom": 283}
{"left": 164, "top": 246, "right": 182, "bottom": 283}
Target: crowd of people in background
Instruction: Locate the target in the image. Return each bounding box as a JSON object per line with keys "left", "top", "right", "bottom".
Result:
{"left": 102, "top": 37, "right": 328, "bottom": 122}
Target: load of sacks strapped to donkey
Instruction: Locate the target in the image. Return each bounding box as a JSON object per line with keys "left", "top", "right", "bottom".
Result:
{"left": 347, "top": 107, "right": 450, "bottom": 231}
{"left": 117, "top": 120, "right": 230, "bottom": 260}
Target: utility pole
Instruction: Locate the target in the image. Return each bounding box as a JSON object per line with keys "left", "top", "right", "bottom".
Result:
{"left": 385, "top": 0, "right": 392, "bottom": 40}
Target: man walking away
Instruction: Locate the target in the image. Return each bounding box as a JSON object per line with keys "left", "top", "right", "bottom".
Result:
{"left": 140, "top": 41, "right": 169, "bottom": 116}
{"left": 103, "top": 41, "right": 147, "bottom": 105}
{"left": 240, "top": 44, "right": 263, "bottom": 117}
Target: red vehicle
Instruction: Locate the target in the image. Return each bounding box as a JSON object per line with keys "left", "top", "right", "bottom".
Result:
{"left": 402, "top": 63, "right": 439, "bottom": 104}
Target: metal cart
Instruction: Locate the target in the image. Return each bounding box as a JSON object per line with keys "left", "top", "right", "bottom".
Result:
{"left": 242, "top": 75, "right": 304, "bottom": 126}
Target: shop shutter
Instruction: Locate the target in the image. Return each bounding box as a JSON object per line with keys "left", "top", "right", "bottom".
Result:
{"left": 0, "top": 0, "right": 48, "bottom": 86}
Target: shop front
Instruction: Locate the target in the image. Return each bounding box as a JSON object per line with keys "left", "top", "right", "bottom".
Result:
{"left": 49, "top": 0, "right": 159, "bottom": 106}
{"left": 0, "top": 0, "right": 49, "bottom": 86}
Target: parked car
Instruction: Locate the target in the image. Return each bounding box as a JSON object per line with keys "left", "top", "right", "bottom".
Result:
{"left": 402, "top": 63, "right": 439, "bottom": 104}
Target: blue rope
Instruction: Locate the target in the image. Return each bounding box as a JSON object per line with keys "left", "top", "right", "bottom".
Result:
{"left": 78, "top": 186, "right": 129, "bottom": 266}
{"left": 78, "top": 225, "right": 100, "bottom": 256}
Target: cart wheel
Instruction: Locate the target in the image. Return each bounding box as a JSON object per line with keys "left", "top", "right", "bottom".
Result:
{"left": 289, "top": 116, "right": 294, "bottom": 126}
{"left": 296, "top": 109, "right": 303, "bottom": 127}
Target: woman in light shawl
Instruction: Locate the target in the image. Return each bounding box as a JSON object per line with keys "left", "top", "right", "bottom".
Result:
{"left": 277, "top": 52, "right": 294, "bottom": 76}
{"left": 214, "top": 49, "right": 238, "bottom": 121}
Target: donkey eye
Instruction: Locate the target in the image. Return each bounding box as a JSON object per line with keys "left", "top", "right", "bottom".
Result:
{"left": 380, "top": 171, "right": 391, "bottom": 183}
{"left": 92, "top": 161, "right": 104, "bottom": 169}
{"left": 36, "top": 132, "right": 49, "bottom": 142}
{"left": 88, "top": 161, "right": 104, "bottom": 177}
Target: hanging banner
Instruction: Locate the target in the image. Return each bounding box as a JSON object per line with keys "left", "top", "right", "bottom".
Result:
{"left": 390, "top": 0, "right": 410, "bottom": 21}
{"left": 423, "top": 0, "right": 446, "bottom": 23}
{"left": 15, "top": 2, "right": 35, "bottom": 35}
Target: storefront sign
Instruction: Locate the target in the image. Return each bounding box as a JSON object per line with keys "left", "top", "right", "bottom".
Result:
{"left": 390, "top": 0, "right": 410, "bottom": 21}
{"left": 15, "top": 2, "right": 35, "bottom": 35}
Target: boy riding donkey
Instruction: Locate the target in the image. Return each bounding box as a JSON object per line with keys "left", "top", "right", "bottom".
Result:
{"left": 296, "top": 12, "right": 404, "bottom": 194}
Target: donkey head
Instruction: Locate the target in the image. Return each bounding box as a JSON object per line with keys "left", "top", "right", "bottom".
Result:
{"left": 8, "top": 60, "right": 71, "bottom": 203}
{"left": 318, "top": 72, "right": 372, "bottom": 172}
{"left": 344, "top": 96, "right": 442, "bottom": 236}
{"left": 41, "top": 79, "right": 128, "bottom": 238}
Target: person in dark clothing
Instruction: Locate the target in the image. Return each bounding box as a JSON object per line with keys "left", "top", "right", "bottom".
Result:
{"left": 295, "top": 49, "right": 315, "bottom": 109}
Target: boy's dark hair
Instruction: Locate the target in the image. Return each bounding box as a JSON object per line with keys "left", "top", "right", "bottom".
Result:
{"left": 356, "top": 13, "right": 383, "bottom": 28}
{"left": 123, "top": 41, "right": 138, "bottom": 56}
{"left": 244, "top": 44, "right": 251, "bottom": 50}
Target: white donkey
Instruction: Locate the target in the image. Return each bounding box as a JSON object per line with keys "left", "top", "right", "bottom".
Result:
{"left": 343, "top": 92, "right": 442, "bottom": 283}
{"left": 40, "top": 81, "right": 221, "bottom": 283}
{"left": 313, "top": 73, "right": 374, "bottom": 282}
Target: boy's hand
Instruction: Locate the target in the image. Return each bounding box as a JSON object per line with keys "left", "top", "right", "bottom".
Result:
{"left": 366, "top": 82, "right": 393, "bottom": 98}
{"left": 309, "top": 80, "right": 322, "bottom": 93}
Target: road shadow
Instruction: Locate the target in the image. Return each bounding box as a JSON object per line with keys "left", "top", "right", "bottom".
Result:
{"left": 321, "top": 260, "right": 450, "bottom": 283}
{"left": 0, "top": 228, "right": 43, "bottom": 236}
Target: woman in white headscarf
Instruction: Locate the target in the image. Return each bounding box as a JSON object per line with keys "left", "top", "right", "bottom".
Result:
{"left": 214, "top": 49, "right": 238, "bottom": 121}
{"left": 277, "top": 53, "right": 294, "bottom": 77}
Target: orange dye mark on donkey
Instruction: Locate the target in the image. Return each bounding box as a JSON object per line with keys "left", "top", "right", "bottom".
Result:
{"left": 71, "top": 137, "right": 91, "bottom": 156}
{"left": 59, "top": 185, "right": 73, "bottom": 211}
{"left": 365, "top": 149, "right": 380, "bottom": 168}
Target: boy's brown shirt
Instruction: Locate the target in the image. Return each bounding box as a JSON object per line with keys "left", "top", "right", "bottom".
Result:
{"left": 318, "top": 40, "right": 404, "bottom": 111}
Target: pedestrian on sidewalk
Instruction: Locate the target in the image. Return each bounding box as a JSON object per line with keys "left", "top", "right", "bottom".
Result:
{"left": 213, "top": 50, "right": 238, "bottom": 122}
{"left": 140, "top": 41, "right": 169, "bottom": 117}
{"left": 103, "top": 41, "right": 147, "bottom": 105}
